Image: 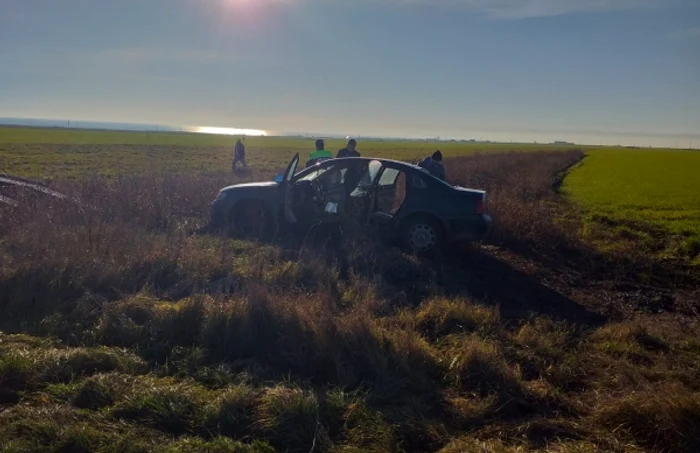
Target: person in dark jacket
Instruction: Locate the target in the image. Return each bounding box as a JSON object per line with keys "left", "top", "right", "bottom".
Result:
{"left": 418, "top": 150, "right": 446, "bottom": 181}
{"left": 336, "top": 138, "right": 360, "bottom": 158}
{"left": 232, "top": 138, "right": 247, "bottom": 170}
{"left": 306, "top": 139, "right": 333, "bottom": 167}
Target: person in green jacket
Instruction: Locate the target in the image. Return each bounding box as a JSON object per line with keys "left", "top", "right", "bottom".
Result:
{"left": 306, "top": 139, "right": 333, "bottom": 167}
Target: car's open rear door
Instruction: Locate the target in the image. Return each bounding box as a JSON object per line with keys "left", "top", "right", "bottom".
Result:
{"left": 281, "top": 153, "right": 300, "bottom": 224}
{"left": 366, "top": 163, "right": 400, "bottom": 237}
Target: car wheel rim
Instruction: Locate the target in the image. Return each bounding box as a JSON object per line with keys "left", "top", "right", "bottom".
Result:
{"left": 408, "top": 224, "right": 436, "bottom": 251}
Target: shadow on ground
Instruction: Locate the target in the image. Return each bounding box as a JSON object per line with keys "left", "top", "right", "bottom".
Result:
{"left": 438, "top": 248, "right": 606, "bottom": 326}
{"left": 277, "top": 224, "right": 607, "bottom": 328}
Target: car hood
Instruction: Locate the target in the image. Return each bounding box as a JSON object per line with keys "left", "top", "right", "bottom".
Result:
{"left": 220, "top": 181, "right": 279, "bottom": 192}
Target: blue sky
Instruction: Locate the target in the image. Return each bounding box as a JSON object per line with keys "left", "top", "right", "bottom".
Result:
{"left": 1, "top": 0, "right": 699, "bottom": 146}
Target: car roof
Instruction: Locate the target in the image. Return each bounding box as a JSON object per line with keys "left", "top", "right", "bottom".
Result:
{"left": 293, "top": 156, "right": 458, "bottom": 187}
{"left": 311, "top": 156, "right": 459, "bottom": 186}
{"left": 318, "top": 157, "right": 424, "bottom": 171}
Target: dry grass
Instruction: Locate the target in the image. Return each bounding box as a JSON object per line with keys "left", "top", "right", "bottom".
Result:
{"left": 1, "top": 150, "right": 699, "bottom": 452}
{"left": 597, "top": 386, "right": 700, "bottom": 453}
{"left": 449, "top": 150, "right": 585, "bottom": 253}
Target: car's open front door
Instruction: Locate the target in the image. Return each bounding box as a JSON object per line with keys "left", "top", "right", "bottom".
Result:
{"left": 368, "top": 165, "right": 405, "bottom": 237}
{"left": 281, "top": 153, "right": 300, "bottom": 224}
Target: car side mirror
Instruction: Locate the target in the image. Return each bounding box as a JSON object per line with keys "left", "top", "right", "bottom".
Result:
{"left": 273, "top": 174, "right": 284, "bottom": 183}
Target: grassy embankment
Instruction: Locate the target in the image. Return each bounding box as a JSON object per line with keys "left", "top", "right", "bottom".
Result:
{"left": 1, "top": 127, "right": 699, "bottom": 452}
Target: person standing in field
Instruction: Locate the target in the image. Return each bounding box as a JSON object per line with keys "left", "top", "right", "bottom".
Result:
{"left": 336, "top": 138, "right": 360, "bottom": 158}
{"left": 419, "top": 150, "right": 446, "bottom": 181}
{"left": 232, "top": 138, "right": 247, "bottom": 170}
{"left": 306, "top": 139, "right": 333, "bottom": 167}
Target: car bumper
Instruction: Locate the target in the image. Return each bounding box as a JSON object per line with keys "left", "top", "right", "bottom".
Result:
{"left": 209, "top": 200, "right": 228, "bottom": 230}
{"left": 449, "top": 214, "right": 493, "bottom": 242}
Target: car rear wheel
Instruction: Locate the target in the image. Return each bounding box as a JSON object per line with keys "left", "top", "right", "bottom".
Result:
{"left": 229, "top": 201, "right": 274, "bottom": 240}
{"left": 401, "top": 216, "right": 444, "bottom": 254}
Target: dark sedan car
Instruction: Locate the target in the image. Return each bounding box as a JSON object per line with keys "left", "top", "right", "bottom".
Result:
{"left": 210, "top": 154, "right": 492, "bottom": 253}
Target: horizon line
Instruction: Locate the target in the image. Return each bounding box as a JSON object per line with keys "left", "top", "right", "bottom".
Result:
{"left": 0, "top": 117, "right": 697, "bottom": 150}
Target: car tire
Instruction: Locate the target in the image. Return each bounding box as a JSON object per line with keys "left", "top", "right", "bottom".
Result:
{"left": 229, "top": 200, "right": 275, "bottom": 241}
{"left": 400, "top": 215, "right": 444, "bottom": 255}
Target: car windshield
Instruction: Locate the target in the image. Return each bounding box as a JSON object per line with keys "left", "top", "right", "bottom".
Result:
{"left": 297, "top": 166, "right": 331, "bottom": 182}
{"left": 285, "top": 154, "right": 299, "bottom": 183}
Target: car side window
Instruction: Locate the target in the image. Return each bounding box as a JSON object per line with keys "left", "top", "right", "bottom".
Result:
{"left": 297, "top": 164, "right": 346, "bottom": 189}
{"left": 378, "top": 168, "right": 400, "bottom": 187}
{"left": 376, "top": 168, "right": 407, "bottom": 215}
{"left": 317, "top": 166, "right": 345, "bottom": 186}
{"left": 349, "top": 161, "right": 379, "bottom": 198}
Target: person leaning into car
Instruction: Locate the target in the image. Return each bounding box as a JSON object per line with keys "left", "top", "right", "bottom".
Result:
{"left": 306, "top": 139, "right": 333, "bottom": 167}
{"left": 336, "top": 138, "right": 360, "bottom": 158}
{"left": 419, "top": 150, "right": 446, "bottom": 181}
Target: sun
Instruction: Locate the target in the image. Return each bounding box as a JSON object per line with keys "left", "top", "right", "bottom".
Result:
{"left": 219, "top": 0, "right": 263, "bottom": 11}
{"left": 195, "top": 126, "right": 267, "bottom": 137}
{"left": 222, "top": 0, "right": 254, "bottom": 5}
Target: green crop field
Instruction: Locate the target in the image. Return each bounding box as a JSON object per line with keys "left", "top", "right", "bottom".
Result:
{"left": 1, "top": 126, "right": 576, "bottom": 179}
{"left": 563, "top": 149, "right": 700, "bottom": 261}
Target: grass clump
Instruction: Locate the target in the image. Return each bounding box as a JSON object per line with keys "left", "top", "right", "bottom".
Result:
{"left": 255, "top": 386, "right": 322, "bottom": 453}
{"left": 203, "top": 384, "right": 259, "bottom": 437}
{"left": 438, "top": 437, "right": 517, "bottom": 453}
{"left": 41, "top": 346, "right": 148, "bottom": 382}
{"left": 47, "top": 372, "right": 135, "bottom": 409}
{"left": 597, "top": 386, "right": 700, "bottom": 453}
{"left": 510, "top": 318, "right": 585, "bottom": 389}
{"left": 159, "top": 437, "right": 275, "bottom": 453}
{"left": 324, "top": 389, "right": 397, "bottom": 453}
{"left": 112, "top": 378, "right": 211, "bottom": 434}
{"left": 0, "top": 352, "right": 35, "bottom": 403}
{"left": 0, "top": 342, "right": 145, "bottom": 404}
{"left": 591, "top": 319, "right": 669, "bottom": 365}
{"left": 443, "top": 335, "right": 521, "bottom": 397}
{"left": 415, "top": 298, "right": 500, "bottom": 339}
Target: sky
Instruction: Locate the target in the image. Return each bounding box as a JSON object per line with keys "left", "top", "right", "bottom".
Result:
{"left": 1, "top": 0, "right": 699, "bottom": 146}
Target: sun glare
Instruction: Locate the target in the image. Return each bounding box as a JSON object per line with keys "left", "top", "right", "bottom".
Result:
{"left": 194, "top": 126, "right": 267, "bottom": 136}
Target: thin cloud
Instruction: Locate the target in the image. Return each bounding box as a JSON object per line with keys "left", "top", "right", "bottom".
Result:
{"left": 427, "top": 0, "right": 665, "bottom": 19}
{"left": 287, "top": 0, "right": 667, "bottom": 19}
{"left": 666, "top": 27, "right": 700, "bottom": 40}
{"left": 197, "top": 0, "right": 672, "bottom": 19}
{"left": 205, "top": 0, "right": 670, "bottom": 18}
{"left": 103, "top": 48, "right": 227, "bottom": 63}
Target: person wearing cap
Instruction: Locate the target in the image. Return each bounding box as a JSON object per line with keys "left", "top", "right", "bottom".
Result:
{"left": 336, "top": 138, "right": 360, "bottom": 158}
{"left": 306, "top": 139, "right": 333, "bottom": 167}
{"left": 418, "top": 150, "right": 446, "bottom": 181}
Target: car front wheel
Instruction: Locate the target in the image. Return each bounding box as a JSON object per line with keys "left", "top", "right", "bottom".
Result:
{"left": 401, "top": 216, "right": 444, "bottom": 254}
{"left": 229, "top": 201, "right": 274, "bottom": 240}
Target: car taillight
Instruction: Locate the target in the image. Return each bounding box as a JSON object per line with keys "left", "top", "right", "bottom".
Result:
{"left": 475, "top": 197, "right": 485, "bottom": 215}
